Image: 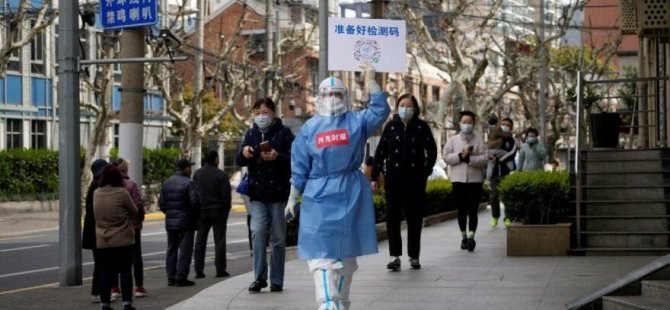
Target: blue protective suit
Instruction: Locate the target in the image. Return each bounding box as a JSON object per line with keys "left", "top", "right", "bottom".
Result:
{"left": 290, "top": 91, "right": 390, "bottom": 259}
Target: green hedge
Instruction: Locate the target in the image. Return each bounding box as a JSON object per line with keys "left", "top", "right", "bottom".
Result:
{"left": 498, "top": 171, "right": 570, "bottom": 224}
{"left": 286, "top": 179, "right": 455, "bottom": 246}
{"left": 0, "top": 149, "right": 61, "bottom": 201}
{"left": 0, "top": 148, "right": 180, "bottom": 202}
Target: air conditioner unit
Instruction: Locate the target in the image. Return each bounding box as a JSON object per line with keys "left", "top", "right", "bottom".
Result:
{"left": 637, "top": 0, "right": 670, "bottom": 36}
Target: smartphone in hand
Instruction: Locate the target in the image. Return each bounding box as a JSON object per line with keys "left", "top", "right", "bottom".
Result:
{"left": 260, "top": 141, "right": 272, "bottom": 152}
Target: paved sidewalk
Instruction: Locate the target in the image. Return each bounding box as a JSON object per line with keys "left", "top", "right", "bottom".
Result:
{"left": 169, "top": 212, "right": 657, "bottom": 310}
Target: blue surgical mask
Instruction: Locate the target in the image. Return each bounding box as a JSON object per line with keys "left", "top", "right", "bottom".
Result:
{"left": 501, "top": 125, "right": 511, "bottom": 133}
{"left": 254, "top": 115, "right": 272, "bottom": 130}
{"left": 398, "top": 107, "right": 414, "bottom": 121}
{"left": 527, "top": 137, "right": 538, "bottom": 144}
{"left": 460, "top": 123, "right": 473, "bottom": 134}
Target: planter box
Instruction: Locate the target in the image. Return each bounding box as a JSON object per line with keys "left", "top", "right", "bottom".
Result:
{"left": 507, "top": 223, "right": 571, "bottom": 256}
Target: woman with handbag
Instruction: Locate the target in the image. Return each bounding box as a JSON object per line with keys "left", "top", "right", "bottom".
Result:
{"left": 235, "top": 98, "right": 294, "bottom": 293}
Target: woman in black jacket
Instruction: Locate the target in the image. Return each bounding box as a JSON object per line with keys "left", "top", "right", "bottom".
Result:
{"left": 235, "top": 98, "right": 294, "bottom": 293}
{"left": 371, "top": 94, "right": 437, "bottom": 271}
{"left": 82, "top": 159, "right": 108, "bottom": 303}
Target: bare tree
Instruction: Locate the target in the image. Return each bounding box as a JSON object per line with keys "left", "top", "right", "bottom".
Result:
{"left": 0, "top": 0, "right": 57, "bottom": 78}
{"left": 393, "top": 0, "right": 585, "bottom": 142}
{"left": 149, "top": 2, "right": 316, "bottom": 162}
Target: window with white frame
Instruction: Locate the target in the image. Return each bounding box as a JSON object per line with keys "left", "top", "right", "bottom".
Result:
{"left": 6, "top": 119, "right": 23, "bottom": 149}
{"left": 30, "top": 20, "right": 46, "bottom": 74}
{"left": 5, "top": 26, "right": 21, "bottom": 72}
{"left": 31, "top": 120, "right": 46, "bottom": 149}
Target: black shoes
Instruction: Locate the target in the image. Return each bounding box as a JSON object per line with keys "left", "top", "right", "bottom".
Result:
{"left": 123, "top": 305, "right": 136, "bottom": 310}
{"left": 195, "top": 273, "right": 206, "bottom": 279}
{"left": 248, "top": 280, "right": 268, "bottom": 293}
{"left": 167, "top": 278, "right": 175, "bottom": 286}
{"left": 467, "top": 238, "right": 476, "bottom": 252}
{"left": 215, "top": 271, "right": 230, "bottom": 278}
{"left": 387, "top": 257, "right": 401, "bottom": 271}
{"left": 174, "top": 279, "right": 196, "bottom": 287}
{"left": 270, "top": 284, "right": 283, "bottom": 292}
{"left": 409, "top": 258, "right": 421, "bottom": 269}
{"left": 460, "top": 237, "right": 468, "bottom": 250}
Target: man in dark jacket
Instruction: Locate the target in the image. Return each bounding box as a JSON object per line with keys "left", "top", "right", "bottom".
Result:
{"left": 193, "top": 150, "right": 232, "bottom": 279}
{"left": 159, "top": 159, "right": 200, "bottom": 287}
{"left": 488, "top": 117, "right": 518, "bottom": 228}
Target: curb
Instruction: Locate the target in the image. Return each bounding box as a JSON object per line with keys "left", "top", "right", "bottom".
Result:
{"left": 144, "top": 204, "right": 247, "bottom": 221}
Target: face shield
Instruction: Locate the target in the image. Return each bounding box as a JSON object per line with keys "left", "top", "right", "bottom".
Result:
{"left": 317, "top": 77, "right": 349, "bottom": 116}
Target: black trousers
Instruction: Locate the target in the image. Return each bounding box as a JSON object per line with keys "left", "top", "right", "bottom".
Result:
{"left": 90, "top": 248, "right": 101, "bottom": 296}
{"left": 384, "top": 178, "right": 427, "bottom": 259}
{"left": 489, "top": 176, "right": 507, "bottom": 219}
{"left": 112, "top": 230, "right": 144, "bottom": 288}
{"left": 452, "top": 182, "right": 483, "bottom": 233}
{"left": 194, "top": 208, "right": 231, "bottom": 275}
{"left": 166, "top": 229, "right": 195, "bottom": 281}
{"left": 99, "top": 245, "right": 133, "bottom": 305}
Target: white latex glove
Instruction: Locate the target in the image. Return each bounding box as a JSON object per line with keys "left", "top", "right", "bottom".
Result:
{"left": 285, "top": 185, "right": 301, "bottom": 221}
{"left": 359, "top": 61, "right": 381, "bottom": 95}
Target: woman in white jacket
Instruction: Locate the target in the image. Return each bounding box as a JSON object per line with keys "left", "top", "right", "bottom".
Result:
{"left": 443, "top": 111, "right": 488, "bottom": 252}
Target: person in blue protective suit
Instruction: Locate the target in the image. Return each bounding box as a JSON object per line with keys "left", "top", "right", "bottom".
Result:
{"left": 284, "top": 63, "right": 390, "bottom": 310}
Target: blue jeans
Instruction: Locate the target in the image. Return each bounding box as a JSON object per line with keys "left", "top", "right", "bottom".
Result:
{"left": 249, "top": 201, "right": 286, "bottom": 286}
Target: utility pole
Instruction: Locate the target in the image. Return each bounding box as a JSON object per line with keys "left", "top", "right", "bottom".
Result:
{"left": 371, "top": 0, "right": 386, "bottom": 87}
{"left": 192, "top": 0, "right": 205, "bottom": 168}
{"left": 318, "top": 0, "right": 328, "bottom": 81}
{"left": 57, "top": 0, "right": 82, "bottom": 287}
{"left": 266, "top": 0, "right": 274, "bottom": 99}
{"left": 539, "top": 0, "right": 547, "bottom": 140}
{"left": 119, "top": 28, "right": 146, "bottom": 187}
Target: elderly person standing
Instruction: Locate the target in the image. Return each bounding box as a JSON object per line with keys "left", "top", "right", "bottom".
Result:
{"left": 94, "top": 165, "right": 138, "bottom": 310}
{"left": 82, "top": 159, "right": 108, "bottom": 304}
{"left": 193, "top": 150, "right": 232, "bottom": 279}
{"left": 443, "top": 111, "right": 488, "bottom": 252}
{"left": 159, "top": 159, "right": 200, "bottom": 287}
{"left": 110, "top": 158, "right": 147, "bottom": 298}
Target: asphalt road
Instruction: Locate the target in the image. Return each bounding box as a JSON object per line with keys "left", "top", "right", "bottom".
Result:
{"left": 0, "top": 211, "right": 258, "bottom": 310}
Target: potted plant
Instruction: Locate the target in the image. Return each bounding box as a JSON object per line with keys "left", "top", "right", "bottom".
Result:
{"left": 499, "top": 171, "right": 572, "bottom": 256}
{"left": 569, "top": 85, "right": 619, "bottom": 148}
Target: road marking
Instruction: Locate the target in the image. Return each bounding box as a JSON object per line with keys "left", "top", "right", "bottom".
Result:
{"left": 0, "top": 234, "right": 47, "bottom": 242}
{"left": 0, "top": 239, "right": 248, "bottom": 279}
{"left": 0, "top": 245, "right": 253, "bottom": 295}
{"left": 0, "top": 227, "right": 58, "bottom": 238}
{"left": 0, "top": 244, "right": 50, "bottom": 253}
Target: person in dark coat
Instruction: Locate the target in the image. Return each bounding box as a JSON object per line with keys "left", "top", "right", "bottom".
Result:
{"left": 235, "top": 97, "right": 294, "bottom": 293}
{"left": 371, "top": 94, "right": 437, "bottom": 271}
{"left": 487, "top": 118, "right": 517, "bottom": 228}
{"left": 159, "top": 159, "right": 200, "bottom": 287}
{"left": 83, "top": 158, "right": 108, "bottom": 303}
{"left": 193, "top": 150, "right": 232, "bottom": 279}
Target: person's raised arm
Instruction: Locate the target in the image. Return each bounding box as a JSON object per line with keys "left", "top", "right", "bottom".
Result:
{"left": 360, "top": 62, "right": 390, "bottom": 137}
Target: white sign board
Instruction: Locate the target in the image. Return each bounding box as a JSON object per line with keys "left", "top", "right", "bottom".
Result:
{"left": 328, "top": 17, "right": 407, "bottom": 73}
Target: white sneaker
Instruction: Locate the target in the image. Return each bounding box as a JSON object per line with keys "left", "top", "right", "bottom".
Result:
{"left": 91, "top": 295, "right": 100, "bottom": 303}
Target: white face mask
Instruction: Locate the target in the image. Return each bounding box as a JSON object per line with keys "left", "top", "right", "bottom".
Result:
{"left": 398, "top": 107, "right": 414, "bottom": 121}
{"left": 254, "top": 115, "right": 272, "bottom": 130}
{"left": 318, "top": 96, "right": 348, "bottom": 116}
{"left": 501, "top": 125, "right": 511, "bottom": 133}
{"left": 460, "top": 123, "right": 474, "bottom": 134}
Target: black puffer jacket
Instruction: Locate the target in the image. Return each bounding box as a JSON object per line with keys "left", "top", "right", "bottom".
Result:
{"left": 235, "top": 118, "right": 294, "bottom": 203}
{"left": 159, "top": 171, "right": 200, "bottom": 230}
{"left": 371, "top": 114, "right": 437, "bottom": 183}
